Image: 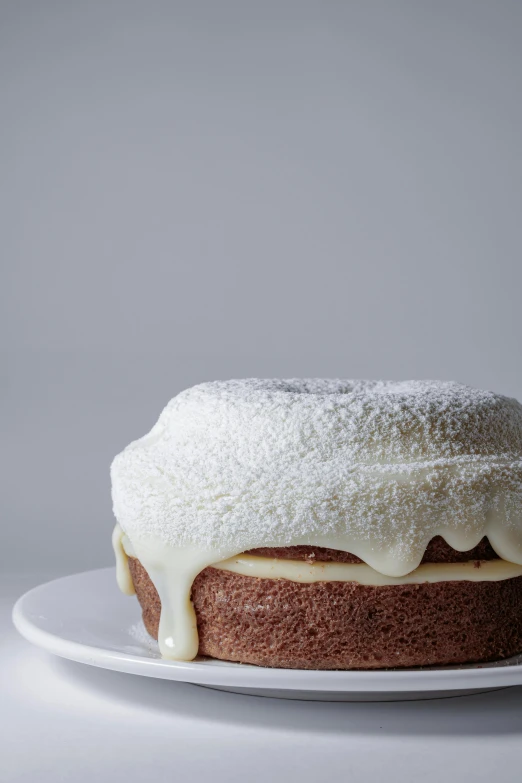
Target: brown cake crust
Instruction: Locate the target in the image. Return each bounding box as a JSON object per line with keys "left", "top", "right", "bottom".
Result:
{"left": 127, "top": 540, "right": 522, "bottom": 669}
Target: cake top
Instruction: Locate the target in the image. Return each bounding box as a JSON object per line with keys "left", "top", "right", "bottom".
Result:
{"left": 111, "top": 379, "right": 522, "bottom": 575}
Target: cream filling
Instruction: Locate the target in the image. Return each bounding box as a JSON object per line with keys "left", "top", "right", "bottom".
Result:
{"left": 112, "top": 524, "right": 522, "bottom": 661}
{"left": 211, "top": 553, "right": 522, "bottom": 584}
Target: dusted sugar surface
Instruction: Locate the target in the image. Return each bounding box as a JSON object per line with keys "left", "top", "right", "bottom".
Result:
{"left": 111, "top": 379, "right": 522, "bottom": 575}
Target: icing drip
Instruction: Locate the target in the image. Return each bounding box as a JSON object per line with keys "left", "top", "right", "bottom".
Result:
{"left": 112, "top": 524, "right": 135, "bottom": 596}
{"left": 127, "top": 535, "right": 239, "bottom": 660}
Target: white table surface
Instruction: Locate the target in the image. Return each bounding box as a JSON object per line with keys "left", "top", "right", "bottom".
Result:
{"left": 3, "top": 572, "right": 522, "bottom": 783}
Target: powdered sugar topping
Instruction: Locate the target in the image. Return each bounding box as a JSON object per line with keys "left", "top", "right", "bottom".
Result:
{"left": 111, "top": 379, "right": 522, "bottom": 575}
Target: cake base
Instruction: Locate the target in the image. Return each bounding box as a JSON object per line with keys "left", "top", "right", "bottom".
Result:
{"left": 127, "top": 553, "right": 522, "bottom": 670}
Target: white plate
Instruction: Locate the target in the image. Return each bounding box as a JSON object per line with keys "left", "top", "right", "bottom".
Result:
{"left": 12, "top": 567, "right": 522, "bottom": 702}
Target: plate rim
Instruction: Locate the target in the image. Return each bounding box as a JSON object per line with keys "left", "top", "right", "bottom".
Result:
{"left": 12, "top": 567, "right": 522, "bottom": 693}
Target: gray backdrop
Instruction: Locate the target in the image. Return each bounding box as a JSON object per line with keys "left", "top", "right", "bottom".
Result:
{"left": 2, "top": 1, "right": 522, "bottom": 574}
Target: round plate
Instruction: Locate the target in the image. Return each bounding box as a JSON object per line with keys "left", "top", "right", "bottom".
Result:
{"left": 12, "top": 568, "right": 522, "bottom": 702}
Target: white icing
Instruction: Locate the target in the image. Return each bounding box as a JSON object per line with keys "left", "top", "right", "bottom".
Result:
{"left": 111, "top": 379, "right": 522, "bottom": 574}
{"left": 112, "top": 524, "right": 135, "bottom": 595}
{"left": 110, "top": 379, "right": 522, "bottom": 660}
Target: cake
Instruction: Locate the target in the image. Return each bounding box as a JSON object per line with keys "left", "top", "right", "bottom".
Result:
{"left": 111, "top": 379, "right": 522, "bottom": 669}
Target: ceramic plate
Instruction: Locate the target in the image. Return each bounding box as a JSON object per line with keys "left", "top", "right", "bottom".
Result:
{"left": 12, "top": 568, "right": 522, "bottom": 701}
